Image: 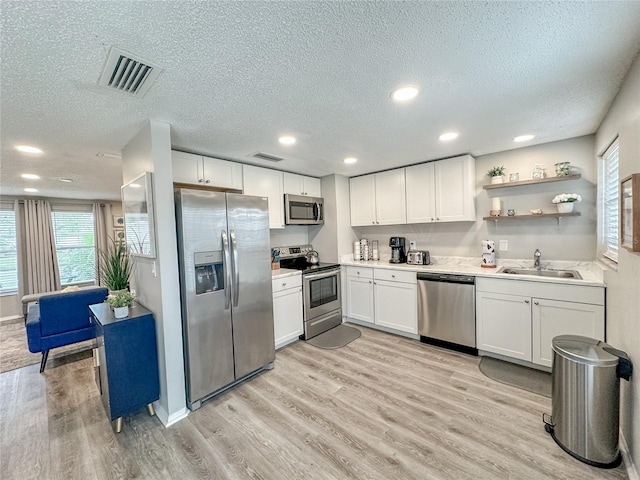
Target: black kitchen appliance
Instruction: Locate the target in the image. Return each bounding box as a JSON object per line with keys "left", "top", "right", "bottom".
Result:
{"left": 389, "top": 237, "right": 407, "bottom": 264}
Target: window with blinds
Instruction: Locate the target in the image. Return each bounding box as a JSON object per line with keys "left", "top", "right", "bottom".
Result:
{"left": 0, "top": 206, "right": 18, "bottom": 294}
{"left": 51, "top": 210, "right": 96, "bottom": 285}
{"left": 600, "top": 141, "right": 619, "bottom": 263}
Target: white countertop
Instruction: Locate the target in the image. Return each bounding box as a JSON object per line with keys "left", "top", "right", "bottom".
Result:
{"left": 271, "top": 268, "right": 302, "bottom": 280}
{"left": 340, "top": 256, "right": 604, "bottom": 287}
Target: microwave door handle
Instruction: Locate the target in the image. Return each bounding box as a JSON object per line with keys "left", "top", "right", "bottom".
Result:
{"left": 314, "top": 202, "right": 320, "bottom": 223}
{"left": 221, "top": 230, "right": 231, "bottom": 309}
{"left": 230, "top": 229, "right": 239, "bottom": 307}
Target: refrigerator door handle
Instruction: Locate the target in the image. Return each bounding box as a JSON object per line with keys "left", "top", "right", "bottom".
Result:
{"left": 230, "top": 229, "right": 239, "bottom": 307}
{"left": 222, "top": 230, "right": 231, "bottom": 310}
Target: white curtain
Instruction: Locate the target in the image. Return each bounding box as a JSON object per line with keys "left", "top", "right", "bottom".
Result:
{"left": 93, "top": 202, "right": 112, "bottom": 286}
{"left": 17, "top": 199, "right": 61, "bottom": 295}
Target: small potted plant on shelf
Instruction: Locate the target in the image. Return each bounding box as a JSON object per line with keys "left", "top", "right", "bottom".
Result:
{"left": 107, "top": 291, "right": 135, "bottom": 319}
{"left": 552, "top": 193, "right": 582, "bottom": 213}
{"left": 98, "top": 236, "right": 133, "bottom": 295}
{"left": 487, "top": 165, "right": 506, "bottom": 184}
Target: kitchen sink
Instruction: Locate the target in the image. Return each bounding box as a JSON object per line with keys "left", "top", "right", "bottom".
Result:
{"left": 498, "top": 267, "right": 582, "bottom": 279}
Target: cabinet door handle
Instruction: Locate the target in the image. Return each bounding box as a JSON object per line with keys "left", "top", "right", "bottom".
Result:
{"left": 524, "top": 300, "right": 530, "bottom": 304}
{"left": 198, "top": 178, "right": 204, "bottom": 183}
{"left": 534, "top": 301, "right": 539, "bottom": 305}
{"left": 436, "top": 218, "right": 440, "bottom": 221}
{"left": 205, "top": 179, "right": 211, "bottom": 184}
{"left": 282, "top": 282, "right": 287, "bottom": 287}
{"left": 368, "top": 280, "right": 372, "bottom": 284}
{"left": 356, "top": 271, "right": 360, "bottom": 275}
{"left": 391, "top": 274, "right": 395, "bottom": 278}
{"left": 431, "top": 218, "right": 434, "bottom": 221}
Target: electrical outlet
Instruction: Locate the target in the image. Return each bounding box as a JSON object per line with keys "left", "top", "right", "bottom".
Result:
{"left": 410, "top": 241, "right": 417, "bottom": 250}
{"left": 499, "top": 240, "right": 508, "bottom": 251}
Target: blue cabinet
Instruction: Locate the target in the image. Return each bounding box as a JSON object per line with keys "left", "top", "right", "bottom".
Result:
{"left": 89, "top": 302, "right": 160, "bottom": 432}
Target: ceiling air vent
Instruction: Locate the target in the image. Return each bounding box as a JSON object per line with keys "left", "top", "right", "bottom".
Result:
{"left": 251, "top": 152, "right": 284, "bottom": 162}
{"left": 98, "top": 47, "right": 162, "bottom": 96}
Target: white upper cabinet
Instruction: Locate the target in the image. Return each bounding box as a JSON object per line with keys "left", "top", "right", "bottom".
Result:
{"left": 375, "top": 169, "right": 407, "bottom": 225}
{"left": 406, "top": 155, "right": 476, "bottom": 223}
{"left": 242, "top": 165, "right": 284, "bottom": 229}
{"left": 350, "top": 169, "right": 406, "bottom": 226}
{"left": 283, "top": 173, "right": 322, "bottom": 198}
{"left": 350, "top": 175, "right": 377, "bottom": 226}
{"left": 172, "top": 150, "right": 243, "bottom": 190}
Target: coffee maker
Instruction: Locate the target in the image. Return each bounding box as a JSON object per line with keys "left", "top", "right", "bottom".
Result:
{"left": 389, "top": 237, "right": 407, "bottom": 263}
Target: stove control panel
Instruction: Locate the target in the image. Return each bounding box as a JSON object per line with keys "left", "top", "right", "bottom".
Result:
{"left": 274, "top": 244, "right": 313, "bottom": 259}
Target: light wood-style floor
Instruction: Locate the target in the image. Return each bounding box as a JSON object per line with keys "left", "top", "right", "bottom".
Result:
{"left": 0, "top": 325, "right": 628, "bottom": 480}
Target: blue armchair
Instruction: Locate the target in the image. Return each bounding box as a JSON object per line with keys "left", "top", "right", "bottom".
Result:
{"left": 26, "top": 287, "right": 108, "bottom": 372}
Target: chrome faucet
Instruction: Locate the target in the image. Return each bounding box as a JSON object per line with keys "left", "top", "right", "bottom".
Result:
{"left": 534, "top": 249, "right": 542, "bottom": 270}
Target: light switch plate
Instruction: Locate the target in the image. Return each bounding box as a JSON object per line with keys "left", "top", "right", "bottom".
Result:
{"left": 499, "top": 240, "right": 508, "bottom": 251}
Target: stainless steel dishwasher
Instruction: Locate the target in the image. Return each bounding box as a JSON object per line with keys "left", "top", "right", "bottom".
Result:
{"left": 417, "top": 272, "right": 477, "bottom": 355}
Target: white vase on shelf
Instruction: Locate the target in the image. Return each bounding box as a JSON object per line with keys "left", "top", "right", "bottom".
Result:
{"left": 490, "top": 176, "right": 503, "bottom": 184}
{"left": 556, "top": 202, "right": 575, "bottom": 213}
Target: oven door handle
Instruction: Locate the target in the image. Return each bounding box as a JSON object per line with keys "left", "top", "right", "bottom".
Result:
{"left": 304, "top": 268, "right": 340, "bottom": 281}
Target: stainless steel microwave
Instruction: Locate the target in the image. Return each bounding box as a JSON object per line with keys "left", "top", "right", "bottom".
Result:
{"left": 284, "top": 194, "right": 324, "bottom": 225}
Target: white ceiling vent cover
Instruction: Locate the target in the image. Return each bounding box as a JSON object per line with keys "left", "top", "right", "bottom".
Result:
{"left": 251, "top": 152, "right": 284, "bottom": 162}
{"left": 98, "top": 47, "right": 162, "bottom": 96}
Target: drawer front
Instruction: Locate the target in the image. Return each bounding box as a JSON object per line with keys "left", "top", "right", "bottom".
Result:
{"left": 272, "top": 275, "right": 302, "bottom": 294}
{"left": 374, "top": 268, "right": 416, "bottom": 284}
{"left": 346, "top": 266, "right": 373, "bottom": 279}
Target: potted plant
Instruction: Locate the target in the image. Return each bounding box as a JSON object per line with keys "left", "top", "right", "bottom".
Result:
{"left": 98, "top": 237, "right": 133, "bottom": 295}
{"left": 487, "top": 165, "right": 506, "bottom": 184}
{"left": 552, "top": 193, "right": 582, "bottom": 213}
{"left": 107, "top": 290, "right": 134, "bottom": 319}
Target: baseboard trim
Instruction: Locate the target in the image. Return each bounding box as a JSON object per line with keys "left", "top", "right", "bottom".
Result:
{"left": 154, "top": 403, "right": 189, "bottom": 428}
{"left": 0, "top": 314, "right": 23, "bottom": 324}
{"left": 621, "top": 430, "right": 639, "bottom": 480}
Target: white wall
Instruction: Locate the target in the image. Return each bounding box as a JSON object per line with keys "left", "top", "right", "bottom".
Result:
{"left": 121, "top": 120, "right": 188, "bottom": 427}
{"left": 310, "top": 174, "right": 358, "bottom": 263}
{"left": 350, "top": 135, "right": 596, "bottom": 263}
{"left": 595, "top": 52, "right": 640, "bottom": 475}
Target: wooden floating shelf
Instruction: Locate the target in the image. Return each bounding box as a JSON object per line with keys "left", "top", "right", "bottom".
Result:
{"left": 483, "top": 174, "right": 582, "bottom": 190}
{"left": 483, "top": 212, "right": 581, "bottom": 221}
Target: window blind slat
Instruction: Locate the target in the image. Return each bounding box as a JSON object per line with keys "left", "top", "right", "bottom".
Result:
{"left": 601, "top": 141, "right": 619, "bottom": 262}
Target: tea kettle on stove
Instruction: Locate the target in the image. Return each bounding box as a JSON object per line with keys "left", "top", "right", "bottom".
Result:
{"left": 306, "top": 250, "right": 320, "bottom": 265}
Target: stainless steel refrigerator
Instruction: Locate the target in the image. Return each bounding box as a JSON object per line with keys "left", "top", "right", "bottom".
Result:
{"left": 175, "top": 188, "right": 275, "bottom": 410}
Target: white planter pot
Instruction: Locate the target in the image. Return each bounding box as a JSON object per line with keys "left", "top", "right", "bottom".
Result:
{"left": 490, "top": 176, "right": 503, "bottom": 184}
{"left": 556, "top": 202, "right": 575, "bottom": 213}
{"left": 114, "top": 306, "right": 129, "bottom": 319}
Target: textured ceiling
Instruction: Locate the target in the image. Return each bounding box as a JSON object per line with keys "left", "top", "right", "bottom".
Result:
{"left": 1, "top": 1, "right": 639, "bottom": 201}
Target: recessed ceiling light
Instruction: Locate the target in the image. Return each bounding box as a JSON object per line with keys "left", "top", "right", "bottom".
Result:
{"left": 21, "top": 173, "right": 40, "bottom": 180}
{"left": 24, "top": 187, "right": 38, "bottom": 193}
{"left": 57, "top": 177, "right": 74, "bottom": 183}
{"left": 513, "top": 134, "right": 535, "bottom": 143}
{"left": 439, "top": 132, "right": 459, "bottom": 141}
{"left": 278, "top": 135, "right": 296, "bottom": 145}
{"left": 16, "top": 145, "right": 43, "bottom": 154}
{"left": 344, "top": 157, "right": 358, "bottom": 164}
{"left": 391, "top": 85, "right": 420, "bottom": 102}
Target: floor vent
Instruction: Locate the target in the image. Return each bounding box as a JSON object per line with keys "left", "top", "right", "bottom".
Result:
{"left": 98, "top": 47, "right": 162, "bottom": 96}
{"left": 251, "top": 152, "right": 284, "bottom": 162}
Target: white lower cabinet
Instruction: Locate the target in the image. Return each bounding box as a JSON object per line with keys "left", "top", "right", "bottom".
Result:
{"left": 532, "top": 298, "right": 605, "bottom": 367}
{"left": 344, "top": 266, "right": 417, "bottom": 336}
{"left": 345, "top": 267, "right": 374, "bottom": 324}
{"left": 272, "top": 275, "right": 303, "bottom": 349}
{"left": 476, "top": 278, "right": 605, "bottom": 368}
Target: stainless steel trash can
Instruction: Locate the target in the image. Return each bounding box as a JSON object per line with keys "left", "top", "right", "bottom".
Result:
{"left": 543, "top": 335, "right": 632, "bottom": 468}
